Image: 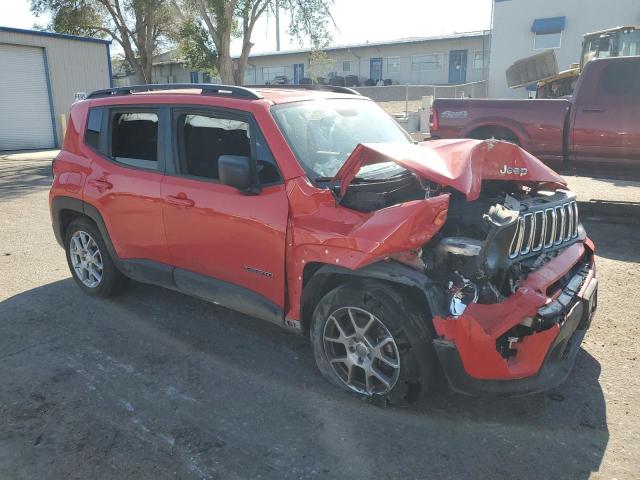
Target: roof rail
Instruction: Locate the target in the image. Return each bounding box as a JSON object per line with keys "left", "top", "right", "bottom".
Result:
{"left": 86, "top": 83, "right": 263, "bottom": 100}
{"left": 246, "top": 84, "right": 361, "bottom": 96}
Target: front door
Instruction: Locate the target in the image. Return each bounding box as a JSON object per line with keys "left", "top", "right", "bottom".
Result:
{"left": 161, "top": 107, "right": 288, "bottom": 309}
{"left": 293, "top": 63, "right": 305, "bottom": 84}
{"left": 370, "top": 57, "right": 383, "bottom": 83}
{"left": 448, "top": 50, "right": 468, "bottom": 84}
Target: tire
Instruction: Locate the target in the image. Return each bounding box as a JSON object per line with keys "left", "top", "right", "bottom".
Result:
{"left": 64, "top": 217, "right": 127, "bottom": 297}
{"left": 310, "top": 279, "right": 436, "bottom": 405}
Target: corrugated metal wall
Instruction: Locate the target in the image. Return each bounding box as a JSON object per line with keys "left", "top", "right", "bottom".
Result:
{"left": 0, "top": 30, "right": 111, "bottom": 148}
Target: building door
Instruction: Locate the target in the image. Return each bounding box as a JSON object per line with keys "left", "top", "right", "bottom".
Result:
{"left": 448, "top": 50, "right": 468, "bottom": 84}
{"left": 370, "top": 57, "right": 383, "bottom": 83}
{"left": 293, "top": 63, "right": 305, "bottom": 84}
{"left": 0, "top": 44, "right": 56, "bottom": 150}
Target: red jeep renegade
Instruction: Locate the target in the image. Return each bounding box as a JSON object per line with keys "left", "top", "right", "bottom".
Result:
{"left": 50, "top": 84, "right": 598, "bottom": 403}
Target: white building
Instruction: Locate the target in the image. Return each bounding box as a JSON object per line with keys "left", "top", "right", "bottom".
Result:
{"left": 0, "top": 26, "right": 112, "bottom": 150}
{"left": 489, "top": 0, "right": 640, "bottom": 98}
{"left": 114, "top": 31, "right": 491, "bottom": 90}
{"left": 244, "top": 32, "right": 490, "bottom": 86}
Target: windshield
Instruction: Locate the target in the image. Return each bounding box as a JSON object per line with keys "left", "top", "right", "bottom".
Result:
{"left": 271, "top": 98, "right": 412, "bottom": 180}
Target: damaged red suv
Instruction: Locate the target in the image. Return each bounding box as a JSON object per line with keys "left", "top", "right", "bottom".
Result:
{"left": 50, "top": 84, "right": 598, "bottom": 403}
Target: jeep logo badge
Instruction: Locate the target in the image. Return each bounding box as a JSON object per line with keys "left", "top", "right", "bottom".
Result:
{"left": 499, "top": 165, "right": 528, "bottom": 176}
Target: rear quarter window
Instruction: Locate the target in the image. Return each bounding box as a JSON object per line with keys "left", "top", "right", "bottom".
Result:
{"left": 84, "top": 107, "right": 103, "bottom": 150}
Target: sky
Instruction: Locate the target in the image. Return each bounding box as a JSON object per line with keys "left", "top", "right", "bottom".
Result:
{"left": 2, "top": 0, "right": 493, "bottom": 55}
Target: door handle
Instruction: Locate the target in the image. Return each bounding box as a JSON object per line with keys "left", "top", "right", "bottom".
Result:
{"left": 88, "top": 178, "right": 113, "bottom": 191}
{"left": 582, "top": 108, "right": 606, "bottom": 113}
{"left": 165, "top": 194, "right": 195, "bottom": 207}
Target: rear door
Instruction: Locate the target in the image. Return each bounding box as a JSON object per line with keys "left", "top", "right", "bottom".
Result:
{"left": 83, "top": 105, "right": 170, "bottom": 263}
{"left": 571, "top": 58, "right": 640, "bottom": 166}
{"left": 161, "top": 106, "right": 288, "bottom": 309}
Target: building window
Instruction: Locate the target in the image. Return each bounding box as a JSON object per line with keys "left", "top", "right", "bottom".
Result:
{"left": 202, "top": 72, "right": 211, "bottom": 83}
{"left": 190, "top": 71, "right": 199, "bottom": 83}
{"left": 534, "top": 31, "right": 562, "bottom": 50}
{"left": 262, "top": 66, "right": 287, "bottom": 84}
{"left": 342, "top": 61, "right": 351, "bottom": 72}
{"left": 531, "top": 16, "right": 565, "bottom": 50}
{"left": 473, "top": 50, "right": 488, "bottom": 69}
{"left": 411, "top": 54, "right": 442, "bottom": 71}
{"left": 387, "top": 56, "right": 400, "bottom": 73}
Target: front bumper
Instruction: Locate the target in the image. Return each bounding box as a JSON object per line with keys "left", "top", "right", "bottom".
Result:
{"left": 432, "top": 240, "right": 597, "bottom": 396}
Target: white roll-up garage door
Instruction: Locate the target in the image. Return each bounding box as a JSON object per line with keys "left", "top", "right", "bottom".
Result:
{"left": 0, "top": 43, "right": 56, "bottom": 151}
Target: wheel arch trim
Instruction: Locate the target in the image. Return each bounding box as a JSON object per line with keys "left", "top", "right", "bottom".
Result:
{"left": 50, "top": 196, "right": 118, "bottom": 261}
{"left": 300, "top": 261, "right": 445, "bottom": 335}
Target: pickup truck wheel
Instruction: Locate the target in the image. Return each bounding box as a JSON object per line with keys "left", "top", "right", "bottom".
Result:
{"left": 310, "top": 280, "right": 436, "bottom": 405}
{"left": 65, "top": 218, "right": 127, "bottom": 297}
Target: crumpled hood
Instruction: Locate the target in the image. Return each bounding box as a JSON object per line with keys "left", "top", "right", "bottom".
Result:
{"left": 332, "top": 139, "right": 566, "bottom": 201}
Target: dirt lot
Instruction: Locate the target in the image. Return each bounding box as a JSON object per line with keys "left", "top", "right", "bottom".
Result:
{"left": 1, "top": 151, "right": 639, "bottom": 479}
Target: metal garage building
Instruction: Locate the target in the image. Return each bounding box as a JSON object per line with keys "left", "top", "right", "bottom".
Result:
{"left": 0, "top": 27, "right": 112, "bottom": 151}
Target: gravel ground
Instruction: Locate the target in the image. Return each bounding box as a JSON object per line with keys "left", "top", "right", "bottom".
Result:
{"left": 1, "top": 152, "right": 639, "bottom": 479}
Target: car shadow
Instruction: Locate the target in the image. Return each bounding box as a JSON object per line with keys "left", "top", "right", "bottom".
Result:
{"left": 583, "top": 220, "right": 640, "bottom": 263}
{"left": 0, "top": 277, "right": 608, "bottom": 480}
{"left": 0, "top": 156, "right": 53, "bottom": 201}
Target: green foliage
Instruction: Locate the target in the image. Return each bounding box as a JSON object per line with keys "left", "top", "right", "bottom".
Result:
{"left": 30, "top": 0, "right": 108, "bottom": 37}
{"left": 178, "top": 20, "right": 218, "bottom": 74}
{"left": 282, "top": 0, "right": 335, "bottom": 49}
{"left": 308, "top": 48, "right": 332, "bottom": 82}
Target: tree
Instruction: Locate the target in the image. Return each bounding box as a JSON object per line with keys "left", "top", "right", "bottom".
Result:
{"left": 308, "top": 48, "right": 332, "bottom": 84}
{"left": 31, "top": 0, "right": 174, "bottom": 84}
{"left": 174, "top": 0, "right": 335, "bottom": 85}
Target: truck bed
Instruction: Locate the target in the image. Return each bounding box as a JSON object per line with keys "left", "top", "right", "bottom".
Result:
{"left": 430, "top": 98, "right": 571, "bottom": 167}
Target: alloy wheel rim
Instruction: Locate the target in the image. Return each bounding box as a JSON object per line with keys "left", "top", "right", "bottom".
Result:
{"left": 69, "top": 230, "right": 103, "bottom": 288}
{"left": 322, "top": 306, "right": 401, "bottom": 395}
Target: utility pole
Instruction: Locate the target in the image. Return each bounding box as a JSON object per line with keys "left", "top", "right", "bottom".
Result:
{"left": 275, "top": 0, "right": 281, "bottom": 51}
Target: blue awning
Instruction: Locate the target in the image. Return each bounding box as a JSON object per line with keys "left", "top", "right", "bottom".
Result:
{"left": 531, "top": 17, "right": 566, "bottom": 34}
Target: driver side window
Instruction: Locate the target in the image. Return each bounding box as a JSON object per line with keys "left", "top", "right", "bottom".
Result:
{"left": 176, "top": 111, "right": 282, "bottom": 184}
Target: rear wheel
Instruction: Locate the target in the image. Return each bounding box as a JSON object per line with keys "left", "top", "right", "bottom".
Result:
{"left": 64, "top": 218, "right": 127, "bottom": 297}
{"left": 310, "top": 280, "right": 436, "bottom": 404}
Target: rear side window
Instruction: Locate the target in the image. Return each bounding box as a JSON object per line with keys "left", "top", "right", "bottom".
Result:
{"left": 599, "top": 61, "right": 640, "bottom": 96}
{"left": 85, "top": 108, "right": 103, "bottom": 150}
{"left": 111, "top": 112, "right": 159, "bottom": 169}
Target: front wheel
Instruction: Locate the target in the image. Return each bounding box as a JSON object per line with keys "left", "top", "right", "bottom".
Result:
{"left": 310, "top": 280, "right": 436, "bottom": 404}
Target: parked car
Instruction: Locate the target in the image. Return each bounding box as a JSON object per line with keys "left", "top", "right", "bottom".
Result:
{"left": 430, "top": 56, "right": 640, "bottom": 171}
{"left": 50, "top": 83, "right": 598, "bottom": 403}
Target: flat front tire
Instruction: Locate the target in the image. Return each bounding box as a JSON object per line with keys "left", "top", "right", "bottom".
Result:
{"left": 64, "top": 218, "right": 127, "bottom": 297}
{"left": 310, "top": 280, "right": 436, "bottom": 405}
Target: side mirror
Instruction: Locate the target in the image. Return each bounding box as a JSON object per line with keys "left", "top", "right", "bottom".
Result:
{"left": 219, "top": 155, "right": 256, "bottom": 192}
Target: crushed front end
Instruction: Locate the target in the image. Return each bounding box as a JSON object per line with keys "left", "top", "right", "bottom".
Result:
{"left": 330, "top": 140, "right": 598, "bottom": 395}
{"left": 426, "top": 187, "right": 597, "bottom": 395}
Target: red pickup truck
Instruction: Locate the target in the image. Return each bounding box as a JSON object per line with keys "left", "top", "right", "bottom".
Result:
{"left": 430, "top": 56, "right": 640, "bottom": 171}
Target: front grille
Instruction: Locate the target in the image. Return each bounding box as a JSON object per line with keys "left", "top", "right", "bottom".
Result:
{"left": 508, "top": 201, "right": 579, "bottom": 259}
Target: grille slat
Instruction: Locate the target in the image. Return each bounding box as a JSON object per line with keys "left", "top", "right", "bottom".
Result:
{"left": 508, "top": 200, "right": 579, "bottom": 259}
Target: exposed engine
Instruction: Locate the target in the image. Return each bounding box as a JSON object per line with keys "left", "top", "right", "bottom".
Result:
{"left": 423, "top": 182, "right": 582, "bottom": 318}
{"left": 337, "top": 173, "right": 583, "bottom": 320}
